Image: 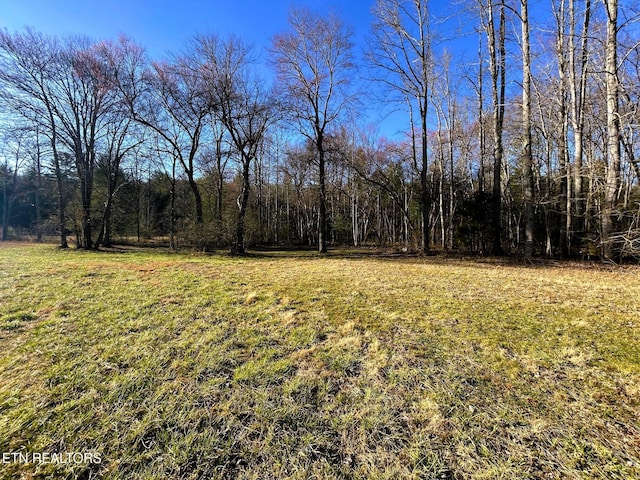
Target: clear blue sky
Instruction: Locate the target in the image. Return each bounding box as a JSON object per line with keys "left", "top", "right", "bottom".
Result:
{"left": 1, "top": 0, "right": 473, "bottom": 139}
{"left": 1, "top": 0, "right": 381, "bottom": 58}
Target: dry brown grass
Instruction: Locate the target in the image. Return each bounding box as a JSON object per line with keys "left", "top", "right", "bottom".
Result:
{"left": 0, "top": 243, "right": 639, "bottom": 479}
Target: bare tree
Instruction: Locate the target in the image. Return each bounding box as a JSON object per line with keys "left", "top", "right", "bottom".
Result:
{"left": 432, "top": 51, "right": 460, "bottom": 250}
{"left": 92, "top": 38, "right": 146, "bottom": 248}
{"left": 59, "top": 39, "right": 110, "bottom": 249}
{"left": 345, "top": 128, "right": 416, "bottom": 246}
{"left": 0, "top": 32, "right": 118, "bottom": 250}
{"left": 0, "top": 127, "right": 28, "bottom": 241}
{"left": 32, "top": 125, "right": 45, "bottom": 242}
{"left": 271, "top": 7, "right": 356, "bottom": 253}
{"left": 208, "top": 121, "right": 232, "bottom": 228}
{"left": 482, "top": 0, "right": 507, "bottom": 255}
{"left": 0, "top": 29, "right": 69, "bottom": 247}
{"left": 569, "top": 0, "right": 592, "bottom": 247}
{"left": 199, "top": 35, "right": 275, "bottom": 254}
{"left": 369, "top": 0, "right": 434, "bottom": 254}
{"left": 94, "top": 117, "right": 142, "bottom": 248}
{"left": 521, "top": 0, "right": 535, "bottom": 257}
{"left": 552, "top": 0, "right": 571, "bottom": 255}
{"left": 116, "top": 38, "right": 213, "bottom": 228}
{"left": 619, "top": 28, "right": 640, "bottom": 185}
{"left": 602, "top": 0, "right": 621, "bottom": 259}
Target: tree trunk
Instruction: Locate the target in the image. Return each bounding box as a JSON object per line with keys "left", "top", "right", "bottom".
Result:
{"left": 1, "top": 163, "right": 9, "bottom": 241}
{"left": 47, "top": 108, "right": 68, "bottom": 248}
{"left": 521, "top": 0, "right": 534, "bottom": 257}
{"left": 554, "top": 0, "right": 570, "bottom": 256}
{"left": 215, "top": 134, "right": 225, "bottom": 227}
{"left": 76, "top": 144, "right": 94, "bottom": 250}
{"left": 187, "top": 174, "right": 204, "bottom": 225}
{"left": 34, "top": 134, "right": 43, "bottom": 242}
{"left": 318, "top": 135, "right": 328, "bottom": 253}
{"left": 352, "top": 177, "right": 359, "bottom": 247}
{"left": 80, "top": 176, "right": 93, "bottom": 249}
{"left": 96, "top": 189, "right": 114, "bottom": 248}
{"left": 233, "top": 159, "right": 252, "bottom": 255}
{"left": 448, "top": 103, "right": 455, "bottom": 251}
{"left": 485, "top": 0, "right": 506, "bottom": 254}
{"left": 170, "top": 159, "right": 176, "bottom": 250}
{"left": 96, "top": 160, "right": 122, "bottom": 248}
{"left": 602, "top": 0, "right": 620, "bottom": 259}
{"left": 568, "top": 0, "right": 591, "bottom": 244}
{"left": 420, "top": 104, "right": 431, "bottom": 254}
{"left": 53, "top": 152, "right": 68, "bottom": 249}
{"left": 477, "top": 28, "right": 486, "bottom": 194}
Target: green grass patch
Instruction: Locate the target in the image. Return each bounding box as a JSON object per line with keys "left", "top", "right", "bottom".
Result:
{"left": 0, "top": 243, "right": 639, "bottom": 479}
{"left": 0, "top": 311, "right": 36, "bottom": 331}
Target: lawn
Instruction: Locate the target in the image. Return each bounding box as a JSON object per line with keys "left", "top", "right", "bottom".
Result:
{"left": 0, "top": 243, "right": 639, "bottom": 479}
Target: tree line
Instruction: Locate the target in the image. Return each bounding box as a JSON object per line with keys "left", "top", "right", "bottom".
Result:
{"left": 1, "top": 0, "right": 639, "bottom": 259}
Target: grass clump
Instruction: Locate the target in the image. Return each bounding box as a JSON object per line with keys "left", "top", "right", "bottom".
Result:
{"left": 0, "top": 243, "right": 639, "bottom": 479}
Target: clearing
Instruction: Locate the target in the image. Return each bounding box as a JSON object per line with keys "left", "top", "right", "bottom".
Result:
{"left": 0, "top": 243, "right": 639, "bottom": 479}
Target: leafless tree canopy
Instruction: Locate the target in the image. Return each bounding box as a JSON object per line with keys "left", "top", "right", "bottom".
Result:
{"left": 1, "top": 1, "right": 639, "bottom": 260}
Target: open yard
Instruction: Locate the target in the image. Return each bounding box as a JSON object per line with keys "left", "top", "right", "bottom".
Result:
{"left": 0, "top": 243, "right": 639, "bottom": 479}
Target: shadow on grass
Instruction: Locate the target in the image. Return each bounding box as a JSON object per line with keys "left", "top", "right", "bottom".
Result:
{"left": 20, "top": 240, "right": 634, "bottom": 272}
{"left": 243, "top": 245, "right": 626, "bottom": 272}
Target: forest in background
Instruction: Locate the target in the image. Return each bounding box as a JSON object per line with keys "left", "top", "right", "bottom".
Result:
{"left": 1, "top": 0, "right": 639, "bottom": 259}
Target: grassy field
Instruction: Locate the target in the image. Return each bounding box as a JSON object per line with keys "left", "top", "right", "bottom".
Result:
{"left": 0, "top": 243, "right": 639, "bottom": 479}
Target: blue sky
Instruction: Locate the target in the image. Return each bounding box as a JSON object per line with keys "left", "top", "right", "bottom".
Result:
{"left": 1, "top": 1, "right": 476, "bottom": 69}
{"left": 2, "top": 0, "right": 381, "bottom": 58}
{"left": 2, "top": 0, "right": 473, "bottom": 139}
